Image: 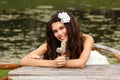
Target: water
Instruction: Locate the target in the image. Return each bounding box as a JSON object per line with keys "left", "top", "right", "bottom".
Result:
{"left": 0, "top": 7, "right": 120, "bottom": 62}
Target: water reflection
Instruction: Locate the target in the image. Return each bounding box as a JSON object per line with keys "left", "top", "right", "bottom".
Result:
{"left": 0, "top": 7, "right": 120, "bottom": 62}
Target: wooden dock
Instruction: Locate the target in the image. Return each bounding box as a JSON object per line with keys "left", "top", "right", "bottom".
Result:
{"left": 8, "top": 65, "right": 120, "bottom": 80}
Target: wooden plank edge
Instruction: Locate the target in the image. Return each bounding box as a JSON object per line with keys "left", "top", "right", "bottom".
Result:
{"left": 0, "top": 63, "right": 21, "bottom": 70}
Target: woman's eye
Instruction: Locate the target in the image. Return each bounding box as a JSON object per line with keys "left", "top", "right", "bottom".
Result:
{"left": 53, "top": 30, "right": 57, "bottom": 33}
{"left": 60, "top": 26, "right": 64, "bottom": 30}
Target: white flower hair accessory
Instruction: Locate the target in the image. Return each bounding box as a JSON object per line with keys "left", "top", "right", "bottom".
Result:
{"left": 58, "top": 12, "right": 70, "bottom": 23}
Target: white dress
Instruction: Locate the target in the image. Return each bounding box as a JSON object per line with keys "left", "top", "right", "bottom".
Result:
{"left": 86, "top": 50, "right": 110, "bottom": 65}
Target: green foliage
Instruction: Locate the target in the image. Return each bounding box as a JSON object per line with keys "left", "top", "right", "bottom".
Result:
{"left": 0, "top": 70, "right": 10, "bottom": 78}
{"left": 0, "top": 0, "right": 120, "bottom": 11}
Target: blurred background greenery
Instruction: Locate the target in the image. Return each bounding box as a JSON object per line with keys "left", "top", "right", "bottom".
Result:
{"left": 0, "top": 0, "right": 120, "bottom": 78}
{"left": 0, "top": 0, "right": 120, "bottom": 10}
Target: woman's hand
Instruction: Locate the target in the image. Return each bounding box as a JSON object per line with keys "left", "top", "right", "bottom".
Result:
{"left": 54, "top": 55, "right": 66, "bottom": 67}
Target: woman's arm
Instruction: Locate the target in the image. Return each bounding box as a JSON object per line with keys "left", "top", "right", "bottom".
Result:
{"left": 64, "top": 34, "right": 94, "bottom": 68}
{"left": 20, "top": 42, "right": 67, "bottom": 68}
{"left": 80, "top": 34, "right": 94, "bottom": 64}
{"left": 20, "top": 43, "right": 57, "bottom": 67}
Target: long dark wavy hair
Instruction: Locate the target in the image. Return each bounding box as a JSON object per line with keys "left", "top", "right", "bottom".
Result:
{"left": 44, "top": 11, "right": 84, "bottom": 60}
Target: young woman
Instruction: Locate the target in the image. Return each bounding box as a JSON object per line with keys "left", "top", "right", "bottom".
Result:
{"left": 20, "top": 11, "right": 109, "bottom": 68}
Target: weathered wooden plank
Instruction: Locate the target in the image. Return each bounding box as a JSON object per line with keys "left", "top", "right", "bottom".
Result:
{"left": 8, "top": 76, "right": 120, "bottom": 80}
{"left": 8, "top": 65, "right": 120, "bottom": 80}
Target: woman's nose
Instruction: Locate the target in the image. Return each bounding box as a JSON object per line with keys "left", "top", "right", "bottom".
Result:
{"left": 58, "top": 30, "right": 62, "bottom": 35}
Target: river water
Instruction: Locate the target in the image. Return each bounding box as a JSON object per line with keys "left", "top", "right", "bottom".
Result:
{"left": 0, "top": 7, "right": 120, "bottom": 63}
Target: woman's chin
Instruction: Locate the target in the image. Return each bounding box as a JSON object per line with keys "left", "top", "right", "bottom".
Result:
{"left": 61, "top": 39, "right": 67, "bottom": 42}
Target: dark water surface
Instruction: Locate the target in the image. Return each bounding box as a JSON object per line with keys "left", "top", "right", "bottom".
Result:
{"left": 0, "top": 7, "right": 120, "bottom": 62}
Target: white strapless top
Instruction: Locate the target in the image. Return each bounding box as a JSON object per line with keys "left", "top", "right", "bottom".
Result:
{"left": 86, "top": 50, "right": 110, "bottom": 65}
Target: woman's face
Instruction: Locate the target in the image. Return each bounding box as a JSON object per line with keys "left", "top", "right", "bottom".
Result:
{"left": 51, "top": 21, "right": 68, "bottom": 42}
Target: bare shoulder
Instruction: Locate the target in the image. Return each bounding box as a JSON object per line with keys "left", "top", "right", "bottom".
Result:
{"left": 82, "top": 34, "right": 92, "bottom": 38}
{"left": 82, "top": 34, "right": 94, "bottom": 40}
